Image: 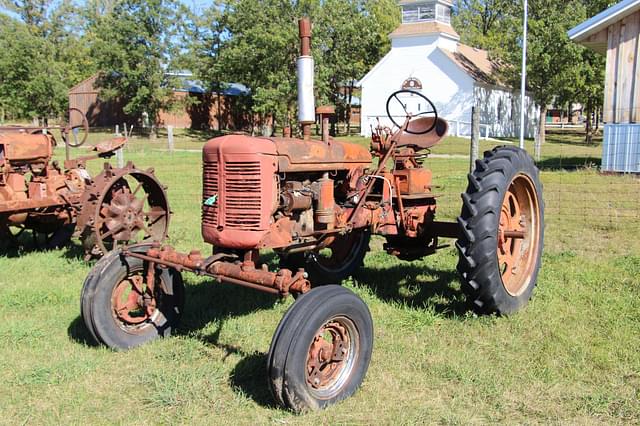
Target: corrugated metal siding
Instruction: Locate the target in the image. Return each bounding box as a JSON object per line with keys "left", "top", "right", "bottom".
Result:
{"left": 603, "top": 123, "right": 640, "bottom": 172}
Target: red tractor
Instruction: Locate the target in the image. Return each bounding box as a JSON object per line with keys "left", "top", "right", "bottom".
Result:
{"left": 80, "top": 19, "right": 544, "bottom": 412}
{"left": 0, "top": 110, "right": 170, "bottom": 256}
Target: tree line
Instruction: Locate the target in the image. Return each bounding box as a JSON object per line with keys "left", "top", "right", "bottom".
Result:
{"left": 0, "top": 0, "right": 616, "bottom": 141}
{"left": 0, "top": 0, "right": 399, "bottom": 131}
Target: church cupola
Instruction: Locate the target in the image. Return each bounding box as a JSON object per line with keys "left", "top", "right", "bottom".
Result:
{"left": 391, "top": 0, "right": 459, "bottom": 50}
{"left": 400, "top": 0, "right": 452, "bottom": 25}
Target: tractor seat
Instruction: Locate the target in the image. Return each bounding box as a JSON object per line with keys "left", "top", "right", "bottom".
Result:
{"left": 92, "top": 137, "right": 127, "bottom": 154}
{"left": 395, "top": 116, "right": 449, "bottom": 150}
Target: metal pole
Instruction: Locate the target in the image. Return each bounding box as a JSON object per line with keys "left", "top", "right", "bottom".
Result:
{"left": 470, "top": 106, "right": 480, "bottom": 172}
{"left": 519, "top": 0, "right": 528, "bottom": 150}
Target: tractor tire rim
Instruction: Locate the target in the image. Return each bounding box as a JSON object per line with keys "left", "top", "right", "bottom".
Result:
{"left": 111, "top": 274, "right": 159, "bottom": 332}
{"left": 306, "top": 316, "right": 359, "bottom": 399}
{"left": 497, "top": 173, "right": 541, "bottom": 296}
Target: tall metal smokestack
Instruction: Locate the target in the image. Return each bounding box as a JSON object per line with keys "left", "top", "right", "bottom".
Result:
{"left": 297, "top": 18, "right": 315, "bottom": 141}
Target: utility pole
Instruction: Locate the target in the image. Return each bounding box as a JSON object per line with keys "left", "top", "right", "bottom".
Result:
{"left": 519, "top": 0, "right": 528, "bottom": 150}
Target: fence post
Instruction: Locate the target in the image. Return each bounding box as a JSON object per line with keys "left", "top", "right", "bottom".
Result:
{"left": 534, "top": 127, "right": 541, "bottom": 162}
{"left": 470, "top": 106, "right": 480, "bottom": 172}
{"left": 116, "top": 147, "right": 124, "bottom": 168}
{"left": 167, "top": 125, "right": 174, "bottom": 153}
{"left": 455, "top": 120, "right": 460, "bottom": 138}
{"left": 115, "top": 124, "right": 120, "bottom": 137}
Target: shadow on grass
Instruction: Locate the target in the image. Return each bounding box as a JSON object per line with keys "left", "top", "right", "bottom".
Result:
{"left": 0, "top": 231, "right": 87, "bottom": 261}
{"left": 67, "top": 316, "right": 99, "bottom": 347}
{"left": 536, "top": 156, "right": 601, "bottom": 171}
{"left": 67, "top": 261, "right": 282, "bottom": 408}
{"left": 65, "top": 249, "right": 478, "bottom": 408}
{"left": 229, "top": 352, "right": 278, "bottom": 409}
{"left": 357, "top": 262, "right": 471, "bottom": 317}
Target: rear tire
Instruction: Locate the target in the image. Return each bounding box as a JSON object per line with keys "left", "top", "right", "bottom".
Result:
{"left": 456, "top": 146, "right": 544, "bottom": 315}
{"left": 267, "top": 285, "right": 373, "bottom": 412}
{"left": 281, "top": 230, "right": 370, "bottom": 286}
{"left": 80, "top": 245, "right": 184, "bottom": 350}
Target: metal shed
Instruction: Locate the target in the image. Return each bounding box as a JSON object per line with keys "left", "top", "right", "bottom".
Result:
{"left": 569, "top": 0, "right": 640, "bottom": 173}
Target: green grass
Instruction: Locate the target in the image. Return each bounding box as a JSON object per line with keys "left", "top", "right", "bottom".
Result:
{"left": 1, "top": 130, "right": 639, "bottom": 423}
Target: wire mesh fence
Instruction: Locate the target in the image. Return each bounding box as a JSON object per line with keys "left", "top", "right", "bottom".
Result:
{"left": 53, "top": 125, "right": 640, "bottom": 257}
{"left": 425, "top": 127, "right": 640, "bottom": 257}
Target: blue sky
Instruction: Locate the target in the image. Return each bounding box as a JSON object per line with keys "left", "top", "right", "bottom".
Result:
{"left": 0, "top": 0, "right": 215, "bottom": 20}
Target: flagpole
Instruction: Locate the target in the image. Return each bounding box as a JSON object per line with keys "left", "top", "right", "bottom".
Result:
{"left": 519, "top": 0, "right": 528, "bottom": 149}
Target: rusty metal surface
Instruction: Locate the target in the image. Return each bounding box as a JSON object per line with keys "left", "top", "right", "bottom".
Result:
{"left": 126, "top": 244, "right": 311, "bottom": 296}
{"left": 394, "top": 116, "right": 449, "bottom": 150}
{"left": 395, "top": 168, "right": 432, "bottom": 196}
{"left": 273, "top": 137, "right": 372, "bottom": 172}
{"left": 75, "top": 162, "right": 170, "bottom": 257}
{"left": 0, "top": 133, "right": 54, "bottom": 163}
{"left": 0, "top": 129, "right": 169, "bottom": 257}
{"left": 307, "top": 320, "right": 351, "bottom": 391}
{"left": 202, "top": 135, "right": 278, "bottom": 249}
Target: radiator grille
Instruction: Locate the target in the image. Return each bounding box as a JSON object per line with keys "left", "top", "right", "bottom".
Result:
{"left": 202, "top": 160, "right": 219, "bottom": 226}
{"left": 224, "top": 161, "right": 262, "bottom": 230}
{"left": 202, "top": 159, "right": 263, "bottom": 231}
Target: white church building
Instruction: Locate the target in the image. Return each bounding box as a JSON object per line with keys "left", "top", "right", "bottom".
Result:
{"left": 359, "top": 0, "right": 539, "bottom": 139}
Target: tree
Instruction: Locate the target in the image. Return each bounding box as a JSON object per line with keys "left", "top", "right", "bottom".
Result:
{"left": 88, "top": 0, "right": 179, "bottom": 128}
{"left": 0, "top": 1, "right": 94, "bottom": 121}
{"left": 0, "top": 14, "right": 67, "bottom": 120}
{"left": 187, "top": 0, "right": 399, "bottom": 133}
{"left": 0, "top": 0, "right": 52, "bottom": 34}
{"left": 493, "top": 0, "right": 587, "bottom": 145}
{"left": 175, "top": 2, "right": 232, "bottom": 131}
{"left": 453, "top": 0, "right": 512, "bottom": 50}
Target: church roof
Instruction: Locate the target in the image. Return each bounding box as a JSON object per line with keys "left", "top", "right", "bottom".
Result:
{"left": 438, "top": 43, "right": 505, "bottom": 87}
{"left": 390, "top": 22, "right": 460, "bottom": 39}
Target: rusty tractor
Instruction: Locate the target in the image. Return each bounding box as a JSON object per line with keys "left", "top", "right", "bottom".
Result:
{"left": 81, "top": 19, "right": 544, "bottom": 412}
{"left": 0, "top": 110, "right": 170, "bottom": 257}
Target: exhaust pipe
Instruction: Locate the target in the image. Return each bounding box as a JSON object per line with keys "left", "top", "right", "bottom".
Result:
{"left": 297, "top": 18, "right": 315, "bottom": 140}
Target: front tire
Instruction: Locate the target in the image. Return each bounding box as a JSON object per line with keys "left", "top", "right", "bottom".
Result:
{"left": 456, "top": 146, "right": 544, "bottom": 315}
{"left": 267, "top": 285, "right": 373, "bottom": 412}
{"left": 80, "top": 246, "right": 184, "bottom": 350}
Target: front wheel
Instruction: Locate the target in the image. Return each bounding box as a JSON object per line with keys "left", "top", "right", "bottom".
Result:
{"left": 267, "top": 285, "right": 373, "bottom": 412}
{"left": 80, "top": 246, "right": 184, "bottom": 350}
{"left": 456, "top": 146, "right": 544, "bottom": 315}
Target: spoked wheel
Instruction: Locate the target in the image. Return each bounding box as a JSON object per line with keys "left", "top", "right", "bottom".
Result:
{"left": 457, "top": 146, "right": 544, "bottom": 315}
{"left": 267, "top": 285, "right": 373, "bottom": 412}
{"left": 78, "top": 164, "right": 170, "bottom": 258}
{"left": 281, "top": 230, "right": 370, "bottom": 285}
{"left": 80, "top": 246, "right": 184, "bottom": 350}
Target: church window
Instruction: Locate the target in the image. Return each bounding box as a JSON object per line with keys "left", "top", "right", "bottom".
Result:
{"left": 402, "top": 3, "right": 435, "bottom": 23}
{"left": 436, "top": 4, "right": 451, "bottom": 24}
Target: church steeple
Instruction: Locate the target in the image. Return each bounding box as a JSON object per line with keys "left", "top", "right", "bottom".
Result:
{"left": 391, "top": 0, "right": 460, "bottom": 48}
{"left": 399, "top": 0, "right": 453, "bottom": 25}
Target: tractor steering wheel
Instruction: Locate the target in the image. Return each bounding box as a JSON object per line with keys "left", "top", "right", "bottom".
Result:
{"left": 385, "top": 90, "right": 438, "bottom": 135}
{"left": 62, "top": 107, "right": 89, "bottom": 148}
